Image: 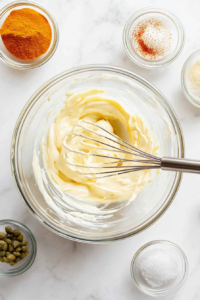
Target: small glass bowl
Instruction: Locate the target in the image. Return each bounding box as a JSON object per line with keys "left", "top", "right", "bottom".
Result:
{"left": 123, "top": 7, "right": 185, "bottom": 69}
{"left": 181, "top": 50, "right": 200, "bottom": 108}
{"left": 130, "top": 240, "right": 188, "bottom": 297}
{"left": 0, "top": 1, "right": 59, "bottom": 70}
{"left": 0, "top": 220, "right": 37, "bottom": 276}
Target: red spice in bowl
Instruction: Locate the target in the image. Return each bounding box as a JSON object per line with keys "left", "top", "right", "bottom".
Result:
{"left": 132, "top": 18, "right": 172, "bottom": 60}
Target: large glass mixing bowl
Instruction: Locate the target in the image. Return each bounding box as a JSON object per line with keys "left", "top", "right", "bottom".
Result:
{"left": 11, "top": 65, "right": 184, "bottom": 243}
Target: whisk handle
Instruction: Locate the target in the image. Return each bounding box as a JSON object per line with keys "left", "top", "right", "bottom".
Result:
{"left": 161, "top": 157, "right": 200, "bottom": 174}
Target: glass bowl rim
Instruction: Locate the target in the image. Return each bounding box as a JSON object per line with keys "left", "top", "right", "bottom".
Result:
{"left": 0, "top": 219, "right": 37, "bottom": 276}
{"left": 123, "top": 6, "right": 185, "bottom": 69}
{"left": 0, "top": 0, "right": 59, "bottom": 70}
{"left": 10, "top": 64, "right": 184, "bottom": 243}
{"left": 130, "top": 240, "right": 189, "bottom": 297}
{"left": 181, "top": 49, "right": 200, "bottom": 108}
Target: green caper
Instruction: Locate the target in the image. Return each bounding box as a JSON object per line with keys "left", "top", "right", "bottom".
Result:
{"left": 15, "top": 247, "right": 21, "bottom": 252}
{"left": 5, "top": 239, "right": 12, "bottom": 245}
{"left": 20, "top": 253, "right": 26, "bottom": 259}
{"left": 13, "top": 230, "right": 21, "bottom": 236}
{"left": 5, "top": 226, "right": 13, "bottom": 234}
{"left": 13, "top": 252, "right": 20, "bottom": 257}
{"left": 0, "top": 251, "right": 5, "bottom": 257}
{"left": 22, "top": 246, "right": 27, "bottom": 252}
{"left": 22, "top": 241, "right": 28, "bottom": 246}
{"left": 3, "top": 257, "right": 8, "bottom": 263}
{"left": 0, "top": 232, "right": 6, "bottom": 240}
{"left": 9, "top": 244, "right": 14, "bottom": 252}
{"left": 21, "top": 241, "right": 28, "bottom": 246}
{"left": 0, "top": 227, "right": 29, "bottom": 266}
{"left": 17, "top": 234, "right": 23, "bottom": 242}
{"left": 7, "top": 254, "right": 16, "bottom": 261}
{"left": 12, "top": 240, "right": 21, "bottom": 249}
{"left": 0, "top": 240, "right": 6, "bottom": 250}
{"left": 16, "top": 257, "right": 21, "bottom": 262}
{"left": 3, "top": 243, "right": 8, "bottom": 251}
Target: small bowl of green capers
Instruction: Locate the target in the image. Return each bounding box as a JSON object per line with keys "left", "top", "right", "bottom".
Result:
{"left": 0, "top": 220, "right": 37, "bottom": 276}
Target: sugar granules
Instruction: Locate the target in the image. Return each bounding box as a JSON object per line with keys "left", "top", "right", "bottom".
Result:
{"left": 132, "top": 18, "right": 172, "bottom": 60}
{"left": 139, "top": 246, "right": 178, "bottom": 288}
{"left": 187, "top": 60, "right": 200, "bottom": 100}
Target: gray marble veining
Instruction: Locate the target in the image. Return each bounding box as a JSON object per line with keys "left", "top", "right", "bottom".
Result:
{"left": 0, "top": 0, "right": 200, "bottom": 299}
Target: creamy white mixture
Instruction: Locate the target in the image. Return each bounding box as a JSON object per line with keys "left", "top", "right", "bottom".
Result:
{"left": 33, "top": 89, "right": 158, "bottom": 204}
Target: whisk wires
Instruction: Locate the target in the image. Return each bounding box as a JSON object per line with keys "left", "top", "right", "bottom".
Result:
{"left": 63, "top": 120, "right": 161, "bottom": 179}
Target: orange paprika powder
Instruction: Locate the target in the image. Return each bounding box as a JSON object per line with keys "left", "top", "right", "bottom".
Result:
{"left": 0, "top": 8, "right": 52, "bottom": 60}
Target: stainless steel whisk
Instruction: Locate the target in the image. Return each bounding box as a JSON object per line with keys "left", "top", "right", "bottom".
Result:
{"left": 63, "top": 120, "right": 200, "bottom": 179}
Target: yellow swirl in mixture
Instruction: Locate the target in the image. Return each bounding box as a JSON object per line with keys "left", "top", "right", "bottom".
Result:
{"left": 39, "top": 89, "right": 158, "bottom": 204}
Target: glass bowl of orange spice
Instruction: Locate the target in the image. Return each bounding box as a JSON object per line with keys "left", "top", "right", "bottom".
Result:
{"left": 0, "top": 1, "right": 59, "bottom": 70}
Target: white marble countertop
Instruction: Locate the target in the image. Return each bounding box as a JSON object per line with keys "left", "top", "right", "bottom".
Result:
{"left": 0, "top": 0, "right": 200, "bottom": 299}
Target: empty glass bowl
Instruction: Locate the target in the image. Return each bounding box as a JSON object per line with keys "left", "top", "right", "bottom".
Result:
{"left": 0, "top": 220, "right": 37, "bottom": 276}
{"left": 131, "top": 240, "right": 188, "bottom": 297}
{"left": 0, "top": 1, "right": 59, "bottom": 70}
{"left": 123, "top": 7, "right": 184, "bottom": 69}
{"left": 11, "top": 65, "right": 184, "bottom": 243}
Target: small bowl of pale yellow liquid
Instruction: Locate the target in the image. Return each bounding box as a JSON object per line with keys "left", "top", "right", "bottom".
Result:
{"left": 182, "top": 50, "right": 200, "bottom": 107}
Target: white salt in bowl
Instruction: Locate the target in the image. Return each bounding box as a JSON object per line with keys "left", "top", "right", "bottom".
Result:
{"left": 181, "top": 50, "right": 200, "bottom": 108}
{"left": 131, "top": 240, "right": 188, "bottom": 297}
{"left": 123, "top": 7, "right": 185, "bottom": 69}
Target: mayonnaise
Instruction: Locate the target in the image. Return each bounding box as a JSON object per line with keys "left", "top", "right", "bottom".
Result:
{"left": 33, "top": 89, "right": 158, "bottom": 204}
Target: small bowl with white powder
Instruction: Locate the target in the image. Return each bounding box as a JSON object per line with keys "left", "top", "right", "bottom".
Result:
{"left": 182, "top": 50, "right": 200, "bottom": 108}
{"left": 123, "top": 7, "right": 184, "bottom": 68}
{"left": 130, "top": 240, "right": 188, "bottom": 297}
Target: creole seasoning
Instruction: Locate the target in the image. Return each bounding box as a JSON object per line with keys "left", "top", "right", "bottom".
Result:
{"left": 0, "top": 8, "right": 52, "bottom": 60}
